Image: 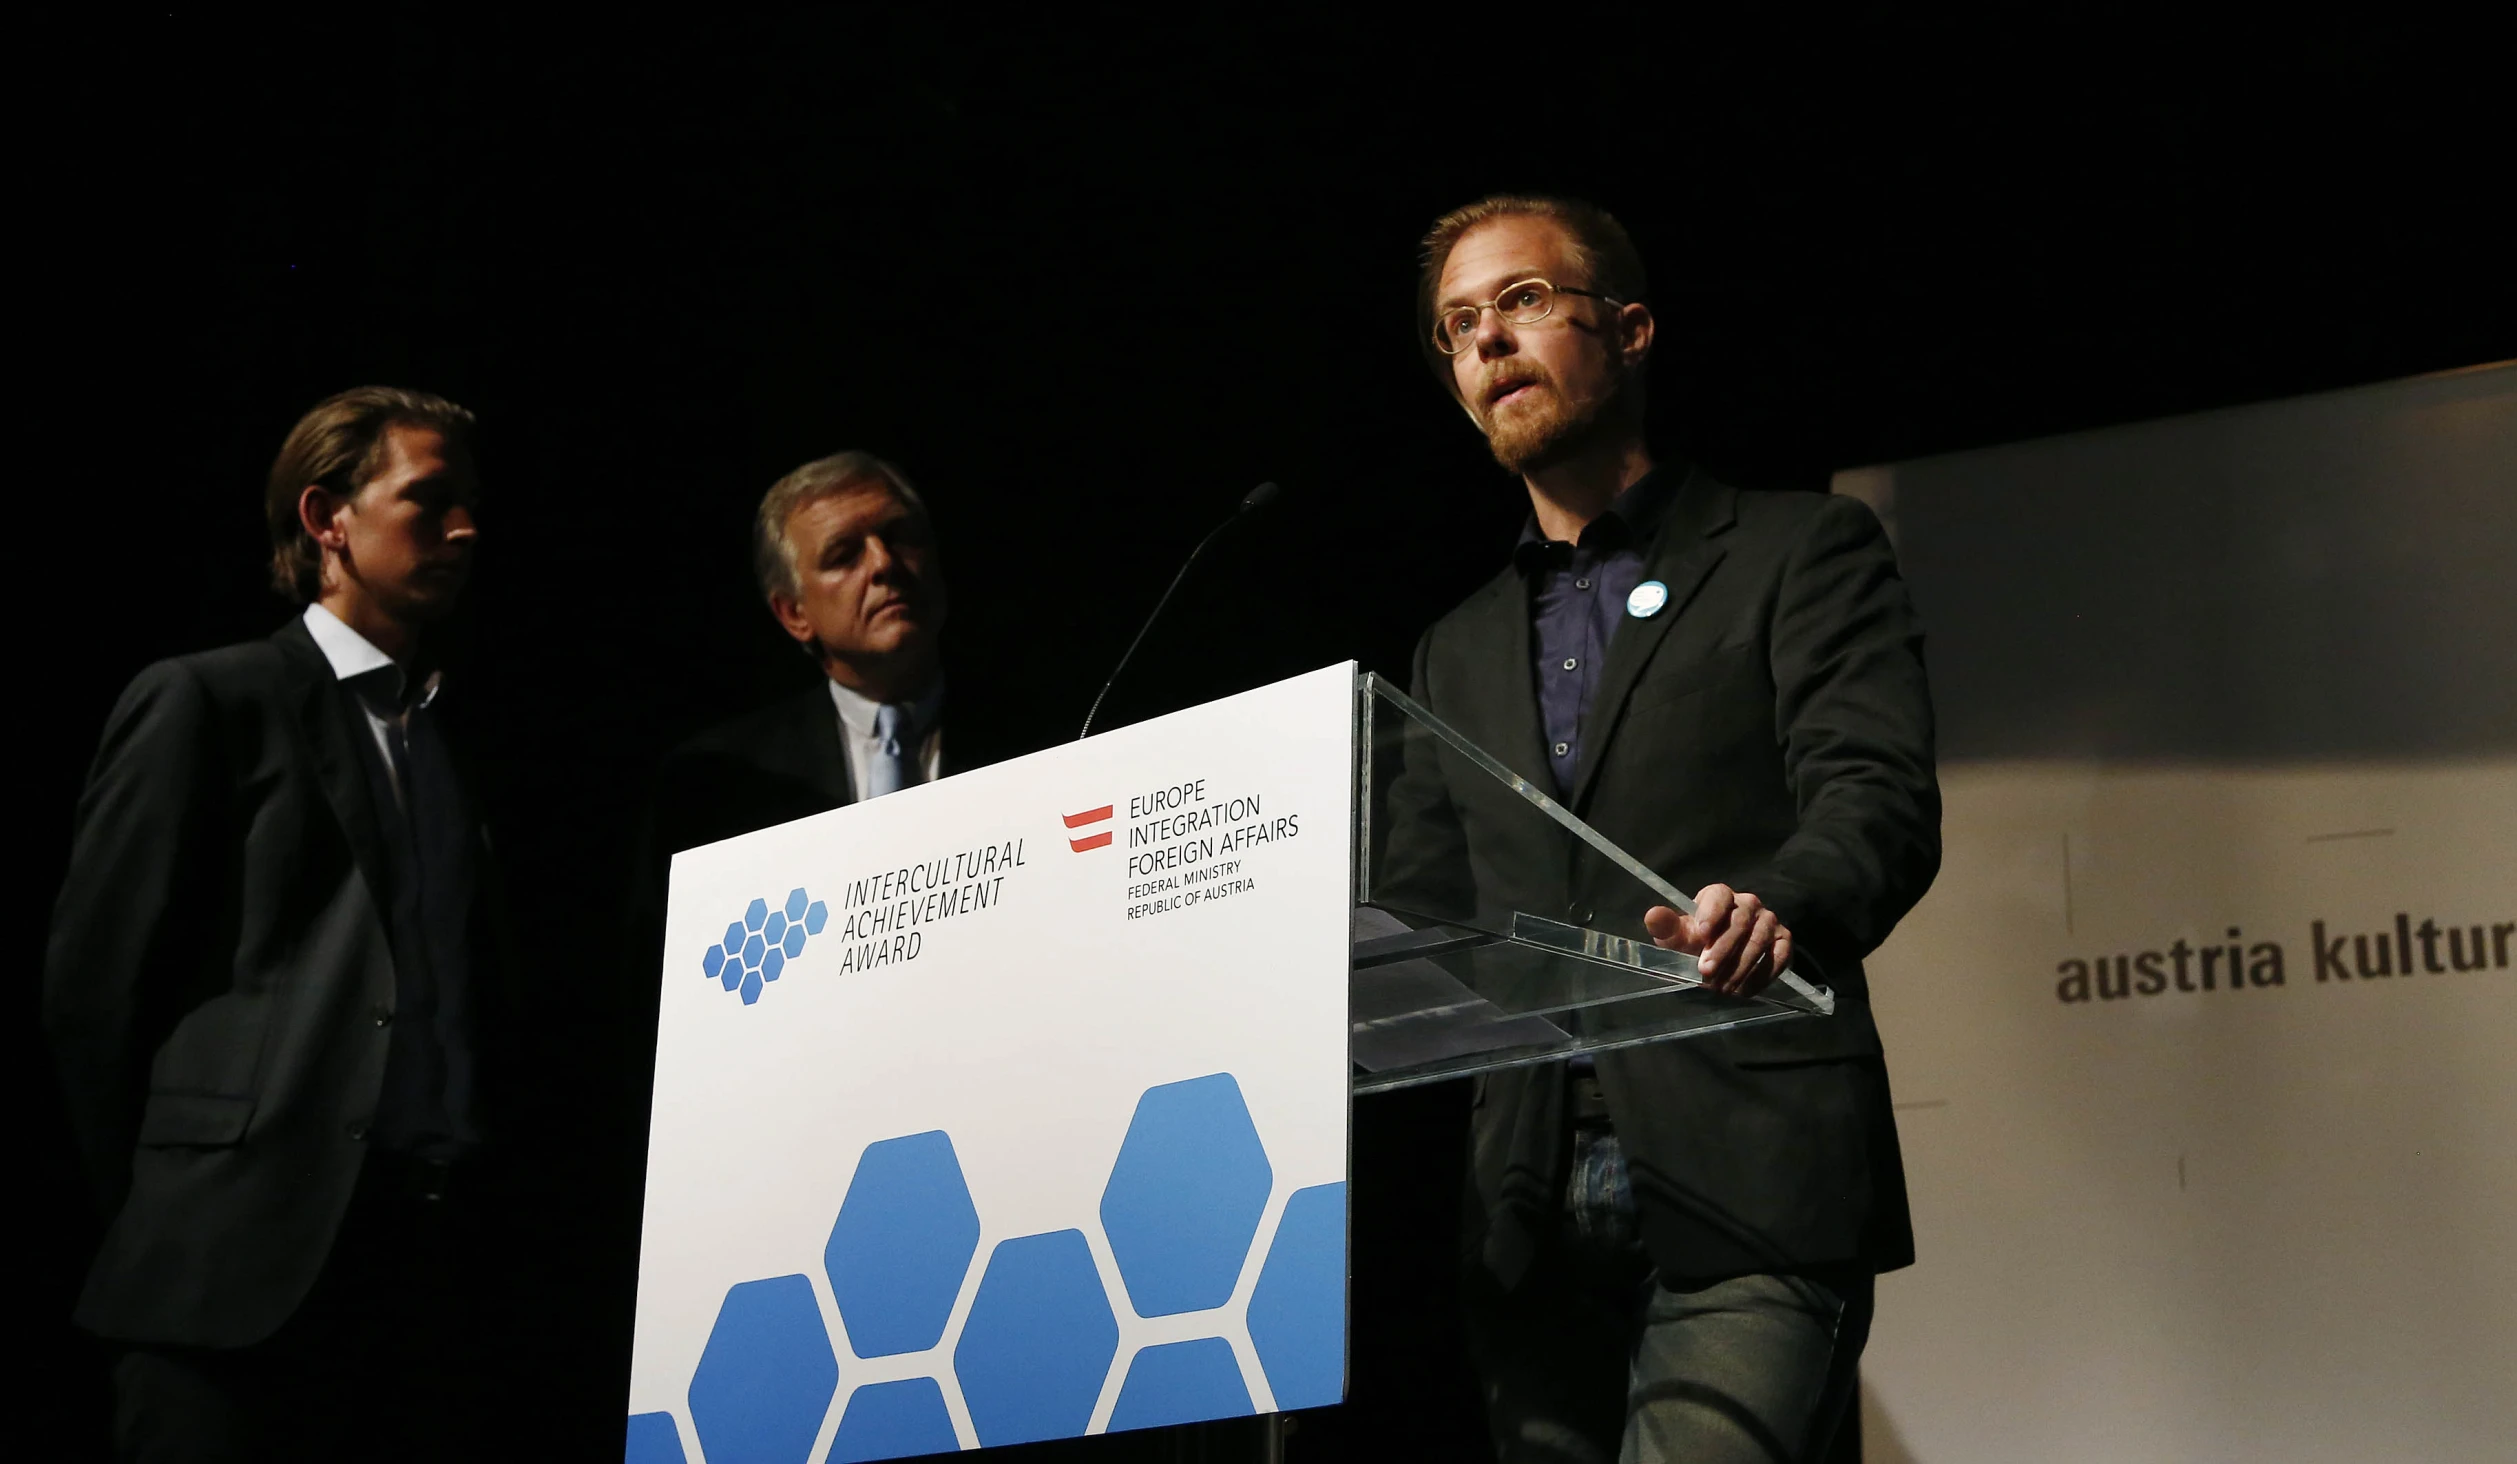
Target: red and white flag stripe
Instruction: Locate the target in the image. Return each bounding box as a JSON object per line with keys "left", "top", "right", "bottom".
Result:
{"left": 1064, "top": 804, "right": 1113, "bottom": 852}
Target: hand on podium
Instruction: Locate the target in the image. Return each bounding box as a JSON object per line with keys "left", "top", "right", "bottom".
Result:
{"left": 1645, "top": 884, "right": 1792, "bottom": 999}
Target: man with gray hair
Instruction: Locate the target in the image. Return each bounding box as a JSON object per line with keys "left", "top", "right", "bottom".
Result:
{"left": 648, "top": 451, "right": 955, "bottom": 862}
{"left": 627, "top": 449, "right": 985, "bottom": 1164}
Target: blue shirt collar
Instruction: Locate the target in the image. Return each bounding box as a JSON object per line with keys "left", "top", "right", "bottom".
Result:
{"left": 1512, "top": 466, "right": 1680, "bottom": 567}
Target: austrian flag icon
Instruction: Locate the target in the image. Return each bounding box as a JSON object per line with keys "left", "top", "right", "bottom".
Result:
{"left": 1064, "top": 804, "right": 1114, "bottom": 853}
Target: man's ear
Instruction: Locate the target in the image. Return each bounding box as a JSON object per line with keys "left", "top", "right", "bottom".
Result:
{"left": 767, "top": 591, "right": 819, "bottom": 650}
{"left": 1618, "top": 302, "right": 1655, "bottom": 370}
{"left": 297, "top": 484, "right": 348, "bottom": 548}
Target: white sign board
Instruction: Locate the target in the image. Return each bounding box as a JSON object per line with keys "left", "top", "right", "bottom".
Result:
{"left": 627, "top": 664, "right": 1356, "bottom": 1464}
{"left": 1863, "top": 761, "right": 2517, "bottom": 1463}
{"left": 1840, "top": 364, "right": 2517, "bottom": 1462}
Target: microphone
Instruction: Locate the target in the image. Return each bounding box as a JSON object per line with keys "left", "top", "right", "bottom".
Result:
{"left": 1080, "top": 482, "right": 1281, "bottom": 739}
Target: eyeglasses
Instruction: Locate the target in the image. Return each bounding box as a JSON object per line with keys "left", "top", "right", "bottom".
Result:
{"left": 1432, "top": 277, "right": 1622, "bottom": 355}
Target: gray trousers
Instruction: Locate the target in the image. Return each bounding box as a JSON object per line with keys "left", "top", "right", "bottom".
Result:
{"left": 1464, "top": 1125, "right": 1871, "bottom": 1464}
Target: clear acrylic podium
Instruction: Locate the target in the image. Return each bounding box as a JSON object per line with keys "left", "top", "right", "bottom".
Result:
{"left": 1350, "top": 672, "right": 1832, "bottom": 1094}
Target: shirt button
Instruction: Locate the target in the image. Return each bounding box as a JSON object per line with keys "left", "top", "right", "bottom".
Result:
{"left": 371, "top": 1006, "right": 394, "bottom": 1028}
{"left": 1562, "top": 657, "right": 1579, "bottom": 671}
{"left": 1553, "top": 741, "right": 1571, "bottom": 756}
{"left": 346, "top": 1120, "right": 370, "bottom": 1141}
{"left": 1575, "top": 578, "right": 1591, "bottom": 590}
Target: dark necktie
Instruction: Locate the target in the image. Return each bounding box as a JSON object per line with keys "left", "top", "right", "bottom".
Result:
{"left": 365, "top": 682, "right": 479, "bottom": 1155}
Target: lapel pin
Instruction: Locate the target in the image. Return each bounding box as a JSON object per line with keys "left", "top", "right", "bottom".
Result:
{"left": 1626, "top": 580, "right": 1670, "bottom": 618}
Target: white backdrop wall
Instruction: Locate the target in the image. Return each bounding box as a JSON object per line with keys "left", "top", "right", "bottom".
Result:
{"left": 1836, "top": 364, "right": 2517, "bottom": 1463}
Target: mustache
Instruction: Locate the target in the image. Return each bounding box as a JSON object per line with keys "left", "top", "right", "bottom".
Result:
{"left": 1478, "top": 363, "right": 1552, "bottom": 407}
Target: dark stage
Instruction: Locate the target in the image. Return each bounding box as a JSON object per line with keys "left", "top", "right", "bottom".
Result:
{"left": 19, "top": 11, "right": 2510, "bottom": 1460}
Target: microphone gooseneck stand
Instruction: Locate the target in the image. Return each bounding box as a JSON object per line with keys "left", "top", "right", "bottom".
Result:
{"left": 1078, "top": 481, "right": 1281, "bottom": 740}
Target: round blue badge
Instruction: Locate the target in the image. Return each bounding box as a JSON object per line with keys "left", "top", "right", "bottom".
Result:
{"left": 1626, "top": 580, "right": 1670, "bottom": 618}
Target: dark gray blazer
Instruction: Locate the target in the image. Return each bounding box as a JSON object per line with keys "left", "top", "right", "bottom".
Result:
{"left": 43, "top": 620, "right": 502, "bottom": 1347}
{"left": 640, "top": 678, "right": 1021, "bottom": 885}
{"left": 1385, "top": 469, "right": 1940, "bottom": 1286}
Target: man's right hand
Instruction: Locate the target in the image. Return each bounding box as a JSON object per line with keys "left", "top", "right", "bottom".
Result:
{"left": 1644, "top": 883, "right": 1791, "bottom": 999}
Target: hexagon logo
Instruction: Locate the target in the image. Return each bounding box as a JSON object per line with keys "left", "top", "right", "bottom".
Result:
{"left": 1246, "top": 1180, "right": 1346, "bottom": 1411}
{"left": 699, "top": 887, "right": 830, "bottom": 1005}
{"left": 686, "top": 1274, "right": 840, "bottom": 1464}
{"left": 1099, "top": 1072, "right": 1273, "bottom": 1317}
{"left": 953, "top": 1229, "right": 1120, "bottom": 1446}
{"left": 824, "top": 1130, "right": 982, "bottom": 1357}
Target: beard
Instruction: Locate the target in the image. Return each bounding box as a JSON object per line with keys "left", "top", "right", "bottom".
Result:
{"left": 1474, "top": 364, "right": 1617, "bottom": 474}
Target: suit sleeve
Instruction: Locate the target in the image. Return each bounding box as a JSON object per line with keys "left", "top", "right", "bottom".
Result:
{"left": 1750, "top": 497, "right": 1942, "bottom": 972}
{"left": 43, "top": 659, "right": 226, "bottom": 1218}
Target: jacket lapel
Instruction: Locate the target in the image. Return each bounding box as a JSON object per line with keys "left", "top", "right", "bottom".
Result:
{"left": 1569, "top": 471, "right": 1737, "bottom": 810}
{"left": 273, "top": 621, "right": 395, "bottom": 915}
{"left": 785, "top": 684, "right": 856, "bottom": 806}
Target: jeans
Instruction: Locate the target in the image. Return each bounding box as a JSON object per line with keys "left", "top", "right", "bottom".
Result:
{"left": 1465, "top": 1125, "right": 1871, "bottom": 1464}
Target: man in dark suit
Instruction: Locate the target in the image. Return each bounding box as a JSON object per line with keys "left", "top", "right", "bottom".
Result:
{"left": 1387, "top": 196, "right": 1941, "bottom": 1463}
{"left": 643, "top": 451, "right": 959, "bottom": 864}
{"left": 629, "top": 452, "right": 1003, "bottom": 1136}
{"left": 45, "top": 387, "right": 510, "bottom": 1461}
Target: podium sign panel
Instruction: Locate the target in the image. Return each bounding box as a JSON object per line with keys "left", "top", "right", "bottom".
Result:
{"left": 628, "top": 666, "right": 1356, "bottom": 1462}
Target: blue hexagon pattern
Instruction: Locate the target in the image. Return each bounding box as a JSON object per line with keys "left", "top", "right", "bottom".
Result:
{"left": 1100, "top": 1073, "right": 1273, "bottom": 1316}
{"left": 824, "top": 1130, "right": 982, "bottom": 1357}
{"left": 698, "top": 888, "right": 829, "bottom": 1005}
{"left": 651, "top": 1073, "right": 1339, "bottom": 1458}
{"left": 827, "top": 1378, "right": 961, "bottom": 1462}
{"left": 622, "top": 1411, "right": 688, "bottom": 1464}
{"left": 1246, "top": 1181, "right": 1346, "bottom": 1411}
{"left": 954, "top": 1229, "right": 1120, "bottom": 1446}
{"left": 1106, "top": 1338, "right": 1253, "bottom": 1433}
{"left": 687, "top": 1275, "right": 840, "bottom": 1464}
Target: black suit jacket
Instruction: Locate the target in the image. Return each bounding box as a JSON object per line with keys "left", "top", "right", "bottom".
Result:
{"left": 641, "top": 678, "right": 1025, "bottom": 886}
{"left": 644, "top": 686, "right": 861, "bottom": 866}
{"left": 43, "top": 620, "right": 507, "bottom": 1347}
{"left": 1386, "top": 469, "right": 1940, "bottom": 1285}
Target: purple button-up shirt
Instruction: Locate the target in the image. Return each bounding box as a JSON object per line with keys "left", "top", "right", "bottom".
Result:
{"left": 1515, "top": 470, "right": 1679, "bottom": 797}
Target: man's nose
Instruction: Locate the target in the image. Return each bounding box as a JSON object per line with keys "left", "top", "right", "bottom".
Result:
{"left": 1474, "top": 309, "right": 1516, "bottom": 359}
{"left": 443, "top": 504, "right": 480, "bottom": 543}
{"left": 862, "top": 534, "right": 897, "bottom": 577}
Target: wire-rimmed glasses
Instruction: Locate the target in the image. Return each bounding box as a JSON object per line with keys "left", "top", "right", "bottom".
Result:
{"left": 1432, "top": 277, "right": 1622, "bottom": 355}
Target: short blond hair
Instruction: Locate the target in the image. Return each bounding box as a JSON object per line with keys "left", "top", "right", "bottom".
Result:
{"left": 1416, "top": 194, "right": 1650, "bottom": 395}
{"left": 752, "top": 451, "right": 927, "bottom": 602}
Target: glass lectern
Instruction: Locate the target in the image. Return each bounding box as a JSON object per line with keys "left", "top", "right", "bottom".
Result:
{"left": 1350, "top": 672, "right": 1832, "bottom": 1093}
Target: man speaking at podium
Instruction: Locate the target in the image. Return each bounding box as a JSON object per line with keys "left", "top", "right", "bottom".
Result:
{"left": 1396, "top": 196, "right": 1940, "bottom": 1463}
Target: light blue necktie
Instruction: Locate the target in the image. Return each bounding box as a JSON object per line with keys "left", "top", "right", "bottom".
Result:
{"left": 867, "top": 703, "right": 914, "bottom": 798}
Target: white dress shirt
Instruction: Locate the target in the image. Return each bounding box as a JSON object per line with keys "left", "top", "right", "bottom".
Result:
{"left": 302, "top": 604, "right": 440, "bottom": 809}
{"left": 826, "top": 676, "right": 944, "bottom": 799}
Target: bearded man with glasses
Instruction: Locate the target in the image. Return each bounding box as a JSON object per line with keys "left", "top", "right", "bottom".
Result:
{"left": 1388, "top": 194, "right": 1940, "bottom": 1463}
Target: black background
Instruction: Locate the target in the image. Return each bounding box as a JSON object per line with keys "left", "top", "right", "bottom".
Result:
{"left": 20, "top": 9, "right": 2510, "bottom": 1460}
